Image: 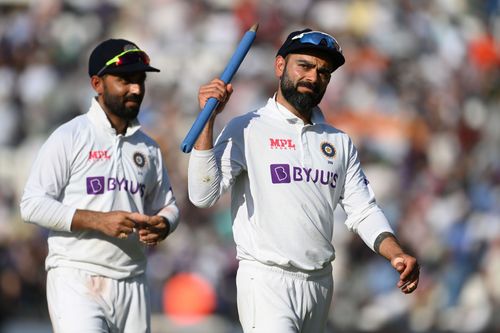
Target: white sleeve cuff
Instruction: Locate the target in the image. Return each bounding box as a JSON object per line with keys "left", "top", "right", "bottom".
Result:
{"left": 355, "top": 210, "right": 395, "bottom": 252}
{"left": 158, "top": 206, "right": 180, "bottom": 235}
{"left": 188, "top": 148, "right": 221, "bottom": 208}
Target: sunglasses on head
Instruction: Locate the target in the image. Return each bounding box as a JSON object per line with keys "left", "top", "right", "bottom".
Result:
{"left": 96, "top": 49, "right": 151, "bottom": 76}
{"left": 291, "top": 31, "right": 342, "bottom": 53}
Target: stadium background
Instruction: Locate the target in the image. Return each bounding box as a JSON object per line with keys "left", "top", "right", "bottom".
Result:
{"left": 0, "top": 0, "right": 499, "bottom": 332}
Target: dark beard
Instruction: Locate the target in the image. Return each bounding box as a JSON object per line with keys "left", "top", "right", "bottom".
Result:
{"left": 280, "top": 70, "right": 325, "bottom": 115}
{"left": 102, "top": 87, "right": 142, "bottom": 121}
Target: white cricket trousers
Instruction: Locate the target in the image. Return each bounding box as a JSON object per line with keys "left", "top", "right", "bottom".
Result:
{"left": 236, "top": 260, "right": 333, "bottom": 333}
{"left": 46, "top": 267, "right": 150, "bottom": 333}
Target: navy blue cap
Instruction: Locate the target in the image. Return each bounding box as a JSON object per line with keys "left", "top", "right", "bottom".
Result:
{"left": 88, "top": 38, "right": 160, "bottom": 77}
{"left": 277, "top": 29, "right": 345, "bottom": 71}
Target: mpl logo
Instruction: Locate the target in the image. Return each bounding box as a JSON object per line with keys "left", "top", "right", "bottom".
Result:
{"left": 89, "top": 150, "right": 110, "bottom": 161}
{"left": 86, "top": 176, "right": 145, "bottom": 197}
{"left": 269, "top": 138, "right": 296, "bottom": 150}
{"left": 270, "top": 164, "right": 339, "bottom": 188}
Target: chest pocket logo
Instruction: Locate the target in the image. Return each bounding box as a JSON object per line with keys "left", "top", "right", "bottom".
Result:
{"left": 133, "top": 151, "right": 147, "bottom": 168}
{"left": 320, "top": 142, "right": 336, "bottom": 159}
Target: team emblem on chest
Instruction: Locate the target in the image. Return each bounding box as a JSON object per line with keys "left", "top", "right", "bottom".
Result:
{"left": 133, "top": 151, "right": 147, "bottom": 168}
{"left": 320, "top": 142, "right": 336, "bottom": 159}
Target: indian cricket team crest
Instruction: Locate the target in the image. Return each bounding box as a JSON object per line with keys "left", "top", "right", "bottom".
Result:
{"left": 320, "top": 142, "right": 336, "bottom": 159}
{"left": 133, "top": 151, "right": 146, "bottom": 168}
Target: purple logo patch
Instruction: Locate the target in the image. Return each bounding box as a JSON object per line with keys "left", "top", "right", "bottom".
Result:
{"left": 86, "top": 176, "right": 146, "bottom": 196}
{"left": 269, "top": 164, "right": 340, "bottom": 188}
{"left": 87, "top": 177, "right": 105, "bottom": 194}
{"left": 270, "top": 164, "right": 291, "bottom": 183}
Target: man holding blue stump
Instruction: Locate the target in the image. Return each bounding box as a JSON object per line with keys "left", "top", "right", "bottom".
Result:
{"left": 188, "top": 28, "right": 420, "bottom": 332}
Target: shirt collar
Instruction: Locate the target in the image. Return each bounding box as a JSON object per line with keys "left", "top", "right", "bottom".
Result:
{"left": 267, "top": 94, "right": 326, "bottom": 126}
{"left": 87, "top": 97, "right": 141, "bottom": 137}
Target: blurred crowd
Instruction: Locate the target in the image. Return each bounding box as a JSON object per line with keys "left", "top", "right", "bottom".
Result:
{"left": 0, "top": 0, "right": 499, "bottom": 332}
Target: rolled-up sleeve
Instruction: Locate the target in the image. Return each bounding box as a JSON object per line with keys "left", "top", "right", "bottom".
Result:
{"left": 188, "top": 148, "right": 223, "bottom": 208}
{"left": 145, "top": 147, "right": 180, "bottom": 234}
{"left": 188, "top": 120, "right": 246, "bottom": 208}
{"left": 340, "top": 138, "right": 394, "bottom": 251}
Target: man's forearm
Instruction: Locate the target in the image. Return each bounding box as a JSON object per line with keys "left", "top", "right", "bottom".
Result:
{"left": 374, "top": 232, "right": 404, "bottom": 261}
{"left": 71, "top": 209, "right": 103, "bottom": 232}
{"left": 193, "top": 117, "right": 216, "bottom": 150}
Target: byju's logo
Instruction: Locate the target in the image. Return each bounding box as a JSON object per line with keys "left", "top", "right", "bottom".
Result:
{"left": 86, "top": 176, "right": 145, "bottom": 197}
{"left": 270, "top": 164, "right": 339, "bottom": 188}
{"left": 270, "top": 164, "right": 291, "bottom": 183}
{"left": 87, "top": 177, "right": 105, "bottom": 194}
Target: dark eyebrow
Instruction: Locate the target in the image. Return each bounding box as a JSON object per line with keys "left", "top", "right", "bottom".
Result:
{"left": 117, "top": 72, "right": 147, "bottom": 83}
{"left": 296, "top": 59, "right": 333, "bottom": 74}
{"left": 296, "top": 59, "right": 314, "bottom": 66}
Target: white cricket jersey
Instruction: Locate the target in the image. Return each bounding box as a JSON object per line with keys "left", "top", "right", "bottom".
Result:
{"left": 188, "top": 97, "right": 393, "bottom": 271}
{"left": 20, "top": 98, "right": 179, "bottom": 279}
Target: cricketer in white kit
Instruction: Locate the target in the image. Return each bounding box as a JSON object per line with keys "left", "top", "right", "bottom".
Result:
{"left": 20, "top": 39, "right": 179, "bottom": 333}
{"left": 188, "top": 29, "right": 420, "bottom": 333}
